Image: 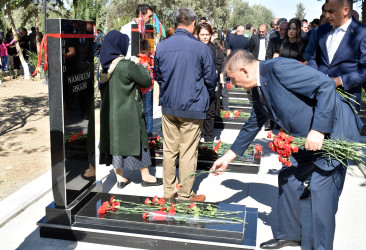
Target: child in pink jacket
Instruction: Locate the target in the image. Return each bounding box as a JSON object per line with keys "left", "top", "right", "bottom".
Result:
{"left": 0, "top": 39, "right": 15, "bottom": 71}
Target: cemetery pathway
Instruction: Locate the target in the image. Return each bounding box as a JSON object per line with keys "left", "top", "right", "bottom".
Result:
{"left": 0, "top": 78, "right": 50, "bottom": 201}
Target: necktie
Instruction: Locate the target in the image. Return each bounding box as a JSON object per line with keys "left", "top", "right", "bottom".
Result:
{"left": 256, "top": 86, "right": 269, "bottom": 110}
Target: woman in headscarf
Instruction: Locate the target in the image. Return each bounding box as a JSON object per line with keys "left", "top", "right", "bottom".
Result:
{"left": 98, "top": 30, "right": 163, "bottom": 189}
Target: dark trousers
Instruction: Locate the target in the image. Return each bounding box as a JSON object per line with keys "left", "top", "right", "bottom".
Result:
{"left": 203, "top": 97, "right": 216, "bottom": 142}
{"left": 143, "top": 89, "right": 153, "bottom": 135}
{"left": 274, "top": 153, "right": 346, "bottom": 250}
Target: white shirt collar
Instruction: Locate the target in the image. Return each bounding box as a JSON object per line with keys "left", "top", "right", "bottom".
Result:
{"left": 335, "top": 16, "right": 352, "bottom": 32}
{"left": 256, "top": 61, "right": 261, "bottom": 87}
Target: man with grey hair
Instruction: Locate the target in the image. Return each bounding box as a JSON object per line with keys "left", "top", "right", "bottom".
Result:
{"left": 210, "top": 50, "right": 362, "bottom": 249}
{"left": 154, "top": 8, "right": 217, "bottom": 202}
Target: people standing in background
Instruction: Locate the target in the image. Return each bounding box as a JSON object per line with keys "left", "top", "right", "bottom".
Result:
{"left": 0, "top": 38, "right": 15, "bottom": 71}
{"left": 226, "top": 25, "right": 250, "bottom": 56}
{"left": 138, "top": 40, "right": 155, "bottom": 137}
{"left": 197, "top": 22, "right": 225, "bottom": 142}
{"left": 28, "top": 27, "right": 37, "bottom": 53}
{"left": 244, "top": 23, "right": 253, "bottom": 39}
{"left": 266, "top": 21, "right": 288, "bottom": 60}
{"left": 249, "top": 24, "right": 268, "bottom": 61}
{"left": 276, "top": 18, "right": 306, "bottom": 62}
{"left": 308, "top": 0, "right": 366, "bottom": 112}
{"left": 213, "top": 38, "right": 229, "bottom": 111}
{"left": 120, "top": 4, "right": 154, "bottom": 59}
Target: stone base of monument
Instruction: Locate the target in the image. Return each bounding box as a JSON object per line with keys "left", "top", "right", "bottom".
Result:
{"left": 38, "top": 192, "right": 258, "bottom": 249}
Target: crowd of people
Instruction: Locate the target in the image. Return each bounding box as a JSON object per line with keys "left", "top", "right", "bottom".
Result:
{"left": 0, "top": 27, "right": 40, "bottom": 71}
{"left": 95, "top": 0, "right": 365, "bottom": 249}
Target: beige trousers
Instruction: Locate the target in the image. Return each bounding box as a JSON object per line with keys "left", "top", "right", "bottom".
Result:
{"left": 162, "top": 113, "right": 203, "bottom": 200}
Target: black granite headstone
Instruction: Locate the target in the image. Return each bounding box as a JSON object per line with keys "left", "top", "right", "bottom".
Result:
{"left": 131, "top": 24, "right": 154, "bottom": 56}
{"left": 47, "top": 18, "right": 95, "bottom": 212}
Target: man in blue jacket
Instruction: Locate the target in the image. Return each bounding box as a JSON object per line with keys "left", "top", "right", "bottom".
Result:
{"left": 154, "top": 8, "right": 217, "bottom": 202}
{"left": 307, "top": 0, "right": 366, "bottom": 112}
{"left": 210, "top": 50, "right": 362, "bottom": 249}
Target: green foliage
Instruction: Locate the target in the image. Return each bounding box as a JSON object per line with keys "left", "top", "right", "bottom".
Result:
{"left": 227, "top": 0, "right": 273, "bottom": 29}
{"left": 295, "top": 3, "right": 306, "bottom": 20}
{"left": 104, "top": 0, "right": 272, "bottom": 32}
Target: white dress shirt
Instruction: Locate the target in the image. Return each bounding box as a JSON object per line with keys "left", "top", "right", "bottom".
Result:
{"left": 258, "top": 38, "right": 266, "bottom": 61}
{"left": 326, "top": 17, "right": 352, "bottom": 63}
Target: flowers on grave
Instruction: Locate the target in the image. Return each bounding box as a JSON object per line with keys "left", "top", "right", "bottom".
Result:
{"left": 65, "top": 131, "right": 86, "bottom": 143}
{"left": 267, "top": 131, "right": 366, "bottom": 173}
{"left": 255, "top": 145, "right": 263, "bottom": 154}
{"left": 220, "top": 110, "right": 251, "bottom": 119}
{"left": 148, "top": 135, "right": 162, "bottom": 149}
{"left": 227, "top": 82, "right": 232, "bottom": 90}
{"left": 213, "top": 140, "right": 222, "bottom": 154}
{"left": 98, "top": 194, "right": 244, "bottom": 223}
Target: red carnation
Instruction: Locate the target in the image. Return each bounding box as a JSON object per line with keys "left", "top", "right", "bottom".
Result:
{"left": 145, "top": 198, "right": 151, "bottom": 205}
{"left": 142, "top": 212, "right": 149, "bottom": 220}
{"left": 176, "top": 183, "right": 183, "bottom": 189}
{"left": 255, "top": 145, "right": 263, "bottom": 153}
{"left": 151, "top": 211, "right": 167, "bottom": 221}
{"left": 190, "top": 203, "right": 197, "bottom": 209}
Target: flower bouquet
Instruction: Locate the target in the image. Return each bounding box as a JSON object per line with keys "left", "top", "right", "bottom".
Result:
{"left": 98, "top": 195, "right": 245, "bottom": 224}
{"left": 267, "top": 131, "right": 366, "bottom": 178}
{"left": 220, "top": 110, "right": 251, "bottom": 119}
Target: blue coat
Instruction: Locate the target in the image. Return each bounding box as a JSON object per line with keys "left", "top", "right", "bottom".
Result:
{"left": 231, "top": 57, "right": 363, "bottom": 170}
{"left": 308, "top": 19, "right": 366, "bottom": 111}
{"left": 154, "top": 28, "right": 217, "bottom": 120}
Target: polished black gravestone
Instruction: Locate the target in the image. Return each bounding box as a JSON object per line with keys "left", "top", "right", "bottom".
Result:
{"left": 39, "top": 193, "right": 258, "bottom": 249}
{"left": 131, "top": 24, "right": 154, "bottom": 56}
{"left": 43, "top": 18, "right": 99, "bottom": 225}
{"left": 150, "top": 140, "right": 261, "bottom": 174}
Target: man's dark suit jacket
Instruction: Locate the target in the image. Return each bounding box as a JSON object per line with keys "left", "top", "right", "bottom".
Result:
{"left": 230, "top": 57, "right": 362, "bottom": 171}
{"left": 308, "top": 19, "right": 366, "bottom": 111}
{"left": 248, "top": 34, "right": 269, "bottom": 60}
{"left": 265, "top": 35, "right": 282, "bottom": 60}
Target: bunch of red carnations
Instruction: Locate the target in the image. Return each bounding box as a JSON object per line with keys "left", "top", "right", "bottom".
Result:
{"left": 267, "top": 131, "right": 299, "bottom": 167}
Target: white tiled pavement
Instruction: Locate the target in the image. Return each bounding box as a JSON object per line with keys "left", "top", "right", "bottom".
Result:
{"left": 0, "top": 105, "right": 365, "bottom": 250}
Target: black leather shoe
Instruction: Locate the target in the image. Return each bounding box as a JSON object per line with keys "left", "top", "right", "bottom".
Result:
{"left": 141, "top": 177, "right": 163, "bottom": 187}
{"left": 260, "top": 239, "right": 301, "bottom": 249}
{"left": 117, "top": 180, "right": 131, "bottom": 189}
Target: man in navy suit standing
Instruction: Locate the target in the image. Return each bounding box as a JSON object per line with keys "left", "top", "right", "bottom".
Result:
{"left": 308, "top": 0, "right": 366, "bottom": 112}
{"left": 211, "top": 50, "right": 362, "bottom": 249}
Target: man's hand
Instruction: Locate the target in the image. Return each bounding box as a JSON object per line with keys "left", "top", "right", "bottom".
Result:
{"left": 305, "top": 130, "right": 325, "bottom": 151}
{"left": 210, "top": 149, "right": 237, "bottom": 175}
{"left": 331, "top": 76, "right": 343, "bottom": 87}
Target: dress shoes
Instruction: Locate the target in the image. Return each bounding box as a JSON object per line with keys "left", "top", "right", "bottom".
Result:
{"left": 260, "top": 238, "right": 301, "bottom": 249}
{"left": 189, "top": 193, "right": 206, "bottom": 202}
{"left": 141, "top": 177, "right": 163, "bottom": 187}
{"left": 117, "top": 179, "right": 131, "bottom": 189}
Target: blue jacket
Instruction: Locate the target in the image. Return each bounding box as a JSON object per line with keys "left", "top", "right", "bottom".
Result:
{"left": 154, "top": 28, "right": 217, "bottom": 119}
{"left": 231, "top": 58, "right": 362, "bottom": 171}
{"left": 308, "top": 19, "right": 366, "bottom": 112}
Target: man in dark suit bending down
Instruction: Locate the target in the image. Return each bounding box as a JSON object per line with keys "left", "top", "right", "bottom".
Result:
{"left": 308, "top": 0, "right": 366, "bottom": 112}
{"left": 210, "top": 50, "right": 362, "bottom": 249}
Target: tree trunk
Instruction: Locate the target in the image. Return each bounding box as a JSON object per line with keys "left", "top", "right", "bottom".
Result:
{"left": 35, "top": 8, "right": 41, "bottom": 54}
{"left": 6, "top": 3, "right": 30, "bottom": 79}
